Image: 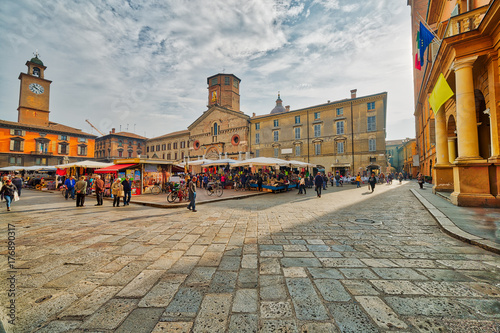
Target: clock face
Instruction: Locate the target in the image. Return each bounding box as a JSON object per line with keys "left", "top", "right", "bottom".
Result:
{"left": 29, "top": 83, "right": 44, "bottom": 95}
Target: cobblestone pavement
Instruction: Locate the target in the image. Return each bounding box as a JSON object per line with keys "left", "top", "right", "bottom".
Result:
{"left": 1, "top": 182, "right": 500, "bottom": 333}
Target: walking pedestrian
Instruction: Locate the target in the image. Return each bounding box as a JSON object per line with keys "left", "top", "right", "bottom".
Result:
{"left": 368, "top": 172, "right": 377, "bottom": 193}
{"left": 355, "top": 173, "right": 361, "bottom": 188}
{"left": 122, "top": 178, "right": 132, "bottom": 206}
{"left": 322, "top": 174, "right": 328, "bottom": 190}
{"left": 64, "top": 176, "right": 76, "bottom": 200}
{"left": 75, "top": 176, "right": 87, "bottom": 207}
{"left": 111, "top": 178, "right": 124, "bottom": 207}
{"left": 187, "top": 177, "right": 197, "bottom": 212}
{"left": 299, "top": 176, "right": 306, "bottom": 194}
{"left": 11, "top": 175, "right": 23, "bottom": 197}
{"left": 314, "top": 172, "right": 323, "bottom": 198}
{"left": 0, "top": 179, "right": 18, "bottom": 211}
{"left": 335, "top": 173, "right": 341, "bottom": 187}
{"left": 94, "top": 175, "right": 104, "bottom": 206}
{"left": 417, "top": 173, "right": 424, "bottom": 189}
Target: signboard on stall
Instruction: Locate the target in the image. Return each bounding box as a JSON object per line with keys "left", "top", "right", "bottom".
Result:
{"left": 134, "top": 170, "right": 141, "bottom": 181}
{"left": 170, "top": 176, "right": 181, "bottom": 183}
{"left": 145, "top": 164, "right": 158, "bottom": 172}
{"left": 126, "top": 169, "right": 134, "bottom": 180}
{"left": 118, "top": 172, "right": 125, "bottom": 179}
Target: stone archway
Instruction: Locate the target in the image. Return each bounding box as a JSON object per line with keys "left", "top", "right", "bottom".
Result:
{"left": 475, "top": 89, "right": 491, "bottom": 159}
{"left": 205, "top": 146, "right": 220, "bottom": 160}
{"left": 447, "top": 114, "right": 457, "bottom": 163}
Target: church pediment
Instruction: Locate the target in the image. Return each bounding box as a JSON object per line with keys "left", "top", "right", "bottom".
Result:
{"left": 188, "top": 106, "right": 249, "bottom": 132}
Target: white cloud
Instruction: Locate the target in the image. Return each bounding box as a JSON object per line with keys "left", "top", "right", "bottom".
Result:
{"left": 0, "top": 0, "right": 414, "bottom": 141}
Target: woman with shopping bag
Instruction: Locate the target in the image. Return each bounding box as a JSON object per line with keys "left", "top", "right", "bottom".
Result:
{"left": 0, "top": 179, "right": 18, "bottom": 212}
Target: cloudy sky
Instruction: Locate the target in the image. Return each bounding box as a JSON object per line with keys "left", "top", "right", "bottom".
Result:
{"left": 0, "top": 0, "right": 414, "bottom": 140}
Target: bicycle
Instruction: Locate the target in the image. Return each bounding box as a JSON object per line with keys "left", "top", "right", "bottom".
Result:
{"left": 150, "top": 184, "right": 161, "bottom": 195}
{"left": 167, "top": 184, "right": 188, "bottom": 203}
{"left": 206, "top": 181, "right": 223, "bottom": 197}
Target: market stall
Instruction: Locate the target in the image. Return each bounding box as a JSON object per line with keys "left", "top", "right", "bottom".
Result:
{"left": 94, "top": 163, "right": 140, "bottom": 195}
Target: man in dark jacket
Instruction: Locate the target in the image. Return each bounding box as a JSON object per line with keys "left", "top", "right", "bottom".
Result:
{"left": 12, "top": 175, "right": 23, "bottom": 197}
{"left": 314, "top": 172, "right": 324, "bottom": 198}
{"left": 75, "top": 176, "right": 87, "bottom": 207}
{"left": 94, "top": 175, "right": 104, "bottom": 206}
{"left": 122, "top": 178, "right": 132, "bottom": 206}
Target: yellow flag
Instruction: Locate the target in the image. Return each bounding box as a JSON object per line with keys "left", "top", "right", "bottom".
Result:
{"left": 429, "top": 73, "right": 454, "bottom": 114}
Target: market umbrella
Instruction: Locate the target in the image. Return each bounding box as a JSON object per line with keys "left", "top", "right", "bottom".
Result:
{"left": 201, "top": 159, "right": 237, "bottom": 167}
{"left": 53, "top": 160, "right": 113, "bottom": 169}
{"left": 231, "top": 157, "right": 290, "bottom": 167}
{"left": 286, "top": 160, "right": 316, "bottom": 167}
{"left": 181, "top": 159, "right": 213, "bottom": 166}
{"left": 0, "top": 166, "right": 24, "bottom": 171}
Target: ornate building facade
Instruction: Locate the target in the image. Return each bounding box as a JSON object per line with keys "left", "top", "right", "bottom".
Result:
{"left": 409, "top": 0, "right": 500, "bottom": 206}
{"left": 0, "top": 55, "right": 96, "bottom": 167}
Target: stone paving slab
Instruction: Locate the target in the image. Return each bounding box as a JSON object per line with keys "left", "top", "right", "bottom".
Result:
{"left": 2, "top": 182, "right": 500, "bottom": 332}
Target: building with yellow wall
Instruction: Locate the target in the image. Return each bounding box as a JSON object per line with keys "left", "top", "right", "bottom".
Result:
{"left": 250, "top": 90, "right": 388, "bottom": 176}
{"left": 0, "top": 55, "right": 96, "bottom": 167}
{"left": 409, "top": 0, "right": 500, "bottom": 206}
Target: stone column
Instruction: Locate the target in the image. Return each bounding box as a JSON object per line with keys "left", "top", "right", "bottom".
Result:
{"left": 435, "top": 107, "right": 450, "bottom": 165}
{"left": 452, "top": 56, "right": 481, "bottom": 161}
{"left": 449, "top": 56, "right": 496, "bottom": 206}
{"left": 432, "top": 106, "right": 453, "bottom": 192}
{"left": 448, "top": 138, "right": 457, "bottom": 163}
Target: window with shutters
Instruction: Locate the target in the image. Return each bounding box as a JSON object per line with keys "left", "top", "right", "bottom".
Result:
{"left": 315, "top": 143, "right": 321, "bottom": 155}
{"left": 255, "top": 133, "right": 260, "bottom": 144}
{"left": 10, "top": 139, "right": 23, "bottom": 152}
{"left": 174, "top": 152, "right": 178, "bottom": 160}
{"left": 314, "top": 124, "right": 321, "bottom": 137}
{"left": 58, "top": 143, "right": 69, "bottom": 155}
{"left": 369, "top": 138, "right": 376, "bottom": 152}
{"left": 118, "top": 140, "right": 123, "bottom": 147}
{"left": 295, "top": 145, "right": 301, "bottom": 156}
{"left": 336, "top": 121, "right": 344, "bottom": 135}
{"left": 128, "top": 151, "right": 133, "bottom": 158}
{"left": 295, "top": 116, "right": 300, "bottom": 124}
{"left": 255, "top": 149, "right": 260, "bottom": 157}
{"left": 367, "top": 102, "right": 375, "bottom": 110}
{"left": 367, "top": 116, "right": 376, "bottom": 132}
{"left": 167, "top": 143, "right": 171, "bottom": 150}
{"left": 273, "top": 119, "right": 279, "bottom": 127}
{"left": 78, "top": 145, "right": 88, "bottom": 156}
{"left": 255, "top": 123, "right": 260, "bottom": 130}
{"left": 314, "top": 112, "right": 320, "bottom": 119}
{"left": 337, "top": 141, "right": 345, "bottom": 154}
{"left": 167, "top": 153, "right": 171, "bottom": 160}
{"left": 173, "top": 142, "right": 178, "bottom": 149}
{"left": 295, "top": 127, "right": 301, "bottom": 139}
{"left": 274, "top": 148, "right": 279, "bottom": 157}
{"left": 118, "top": 150, "right": 123, "bottom": 157}
{"left": 273, "top": 131, "right": 279, "bottom": 142}
{"left": 156, "top": 144, "right": 160, "bottom": 151}
{"left": 336, "top": 108, "right": 343, "bottom": 116}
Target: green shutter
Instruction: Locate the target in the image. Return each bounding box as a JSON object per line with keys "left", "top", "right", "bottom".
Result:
{"left": 10, "top": 140, "right": 14, "bottom": 151}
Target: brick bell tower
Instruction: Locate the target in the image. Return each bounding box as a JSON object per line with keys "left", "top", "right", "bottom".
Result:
{"left": 18, "top": 52, "right": 52, "bottom": 126}
{"left": 207, "top": 73, "right": 241, "bottom": 112}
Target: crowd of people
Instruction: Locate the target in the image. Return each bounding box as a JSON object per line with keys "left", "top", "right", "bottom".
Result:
{"left": 0, "top": 168, "right": 427, "bottom": 212}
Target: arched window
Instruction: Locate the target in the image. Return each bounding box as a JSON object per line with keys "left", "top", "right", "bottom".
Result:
{"left": 213, "top": 123, "right": 218, "bottom": 136}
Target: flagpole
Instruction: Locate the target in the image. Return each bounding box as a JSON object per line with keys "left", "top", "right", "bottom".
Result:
{"left": 416, "top": 13, "right": 441, "bottom": 42}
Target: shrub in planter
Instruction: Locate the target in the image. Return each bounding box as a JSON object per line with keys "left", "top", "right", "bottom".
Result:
{"left": 424, "top": 176, "right": 433, "bottom": 183}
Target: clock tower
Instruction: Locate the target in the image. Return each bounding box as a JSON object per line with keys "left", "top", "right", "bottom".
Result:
{"left": 18, "top": 53, "right": 52, "bottom": 126}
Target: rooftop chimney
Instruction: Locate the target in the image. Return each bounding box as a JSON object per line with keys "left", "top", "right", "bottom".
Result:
{"left": 111, "top": 128, "right": 115, "bottom": 134}
{"left": 350, "top": 89, "right": 357, "bottom": 99}
{"left": 285, "top": 105, "right": 290, "bottom": 112}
